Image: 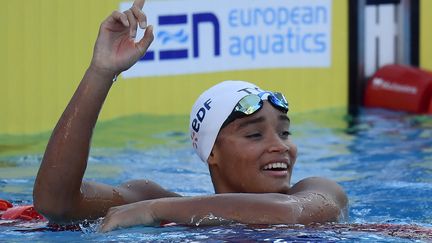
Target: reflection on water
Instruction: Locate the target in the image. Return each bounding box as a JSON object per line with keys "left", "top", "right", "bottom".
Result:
{"left": 0, "top": 108, "right": 431, "bottom": 241}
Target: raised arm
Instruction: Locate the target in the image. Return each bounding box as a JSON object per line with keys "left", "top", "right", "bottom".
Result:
{"left": 33, "top": 0, "right": 176, "bottom": 223}
{"left": 100, "top": 177, "right": 348, "bottom": 231}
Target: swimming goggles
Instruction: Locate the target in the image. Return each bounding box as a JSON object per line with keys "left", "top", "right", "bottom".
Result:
{"left": 221, "top": 91, "right": 289, "bottom": 128}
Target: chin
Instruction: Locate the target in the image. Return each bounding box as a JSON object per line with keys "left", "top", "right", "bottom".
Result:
{"left": 273, "top": 183, "right": 291, "bottom": 194}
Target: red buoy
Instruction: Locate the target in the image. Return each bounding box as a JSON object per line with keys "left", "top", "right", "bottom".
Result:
{"left": 364, "top": 64, "right": 432, "bottom": 114}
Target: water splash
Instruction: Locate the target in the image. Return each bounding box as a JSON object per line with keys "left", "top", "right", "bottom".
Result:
{"left": 194, "top": 213, "right": 230, "bottom": 226}
{"left": 338, "top": 205, "right": 350, "bottom": 223}
{"left": 79, "top": 218, "right": 103, "bottom": 234}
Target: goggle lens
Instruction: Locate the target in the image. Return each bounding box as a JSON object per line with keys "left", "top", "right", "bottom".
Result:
{"left": 267, "top": 92, "right": 289, "bottom": 112}
{"left": 221, "top": 91, "right": 289, "bottom": 129}
{"left": 234, "top": 94, "right": 263, "bottom": 115}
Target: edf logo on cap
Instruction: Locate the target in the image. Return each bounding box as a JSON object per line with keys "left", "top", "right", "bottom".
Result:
{"left": 191, "top": 99, "right": 212, "bottom": 133}
{"left": 191, "top": 98, "right": 212, "bottom": 150}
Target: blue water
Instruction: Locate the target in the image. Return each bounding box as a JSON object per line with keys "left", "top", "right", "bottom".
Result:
{"left": 1, "top": 108, "right": 431, "bottom": 242}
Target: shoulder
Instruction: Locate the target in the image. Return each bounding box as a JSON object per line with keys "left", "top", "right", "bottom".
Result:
{"left": 290, "top": 177, "right": 348, "bottom": 209}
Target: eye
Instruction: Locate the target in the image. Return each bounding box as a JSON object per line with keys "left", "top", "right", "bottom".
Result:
{"left": 280, "top": 130, "right": 292, "bottom": 139}
{"left": 245, "top": 133, "right": 262, "bottom": 139}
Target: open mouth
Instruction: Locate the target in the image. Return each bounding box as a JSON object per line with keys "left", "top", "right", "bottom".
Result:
{"left": 262, "top": 162, "right": 288, "bottom": 171}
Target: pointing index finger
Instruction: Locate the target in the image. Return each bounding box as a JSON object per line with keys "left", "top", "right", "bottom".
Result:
{"left": 133, "top": 0, "right": 145, "bottom": 10}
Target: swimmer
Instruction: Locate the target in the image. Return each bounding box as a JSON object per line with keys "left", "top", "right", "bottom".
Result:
{"left": 33, "top": 0, "right": 347, "bottom": 231}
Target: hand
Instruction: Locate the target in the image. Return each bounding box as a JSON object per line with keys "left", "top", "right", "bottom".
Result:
{"left": 99, "top": 201, "right": 157, "bottom": 232}
{"left": 90, "top": 0, "right": 154, "bottom": 76}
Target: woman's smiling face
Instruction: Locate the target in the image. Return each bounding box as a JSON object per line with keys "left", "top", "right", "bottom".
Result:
{"left": 208, "top": 101, "right": 298, "bottom": 194}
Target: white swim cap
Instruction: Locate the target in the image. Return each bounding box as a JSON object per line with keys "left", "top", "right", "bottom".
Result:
{"left": 190, "top": 80, "right": 264, "bottom": 163}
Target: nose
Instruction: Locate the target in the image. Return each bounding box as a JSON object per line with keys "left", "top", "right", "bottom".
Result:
{"left": 267, "top": 133, "right": 290, "bottom": 154}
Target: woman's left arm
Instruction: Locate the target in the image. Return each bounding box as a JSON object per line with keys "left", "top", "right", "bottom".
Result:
{"left": 100, "top": 177, "right": 347, "bottom": 232}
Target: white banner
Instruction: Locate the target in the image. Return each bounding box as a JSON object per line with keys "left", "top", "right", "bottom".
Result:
{"left": 120, "top": 0, "right": 332, "bottom": 78}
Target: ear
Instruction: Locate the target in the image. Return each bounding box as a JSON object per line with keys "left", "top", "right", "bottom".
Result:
{"left": 207, "top": 147, "right": 219, "bottom": 166}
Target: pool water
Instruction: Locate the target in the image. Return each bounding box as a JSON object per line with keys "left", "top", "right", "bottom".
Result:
{"left": 0, "top": 108, "right": 431, "bottom": 242}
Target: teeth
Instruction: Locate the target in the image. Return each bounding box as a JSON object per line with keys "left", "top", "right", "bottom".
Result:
{"left": 263, "top": 162, "right": 288, "bottom": 170}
